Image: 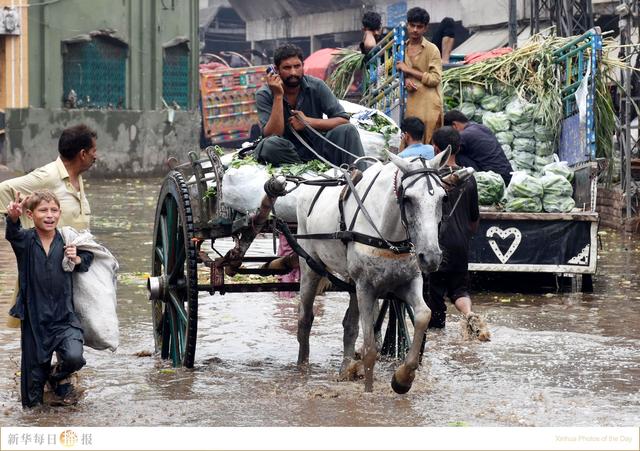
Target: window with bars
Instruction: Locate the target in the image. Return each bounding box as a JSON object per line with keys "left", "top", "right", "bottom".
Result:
{"left": 163, "top": 43, "right": 189, "bottom": 109}
{"left": 62, "top": 37, "right": 127, "bottom": 109}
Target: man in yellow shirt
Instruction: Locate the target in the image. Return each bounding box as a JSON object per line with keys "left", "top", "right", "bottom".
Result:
{"left": 0, "top": 124, "right": 97, "bottom": 230}
{"left": 1, "top": 124, "right": 97, "bottom": 328}
{"left": 395, "top": 7, "right": 443, "bottom": 145}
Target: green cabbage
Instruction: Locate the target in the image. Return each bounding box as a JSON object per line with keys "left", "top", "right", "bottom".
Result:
{"left": 534, "top": 123, "right": 555, "bottom": 142}
{"left": 459, "top": 102, "right": 477, "bottom": 119}
{"left": 502, "top": 144, "right": 513, "bottom": 160}
{"left": 495, "top": 131, "right": 514, "bottom": 145}
{"left": 475, "top": 171, "right": 505, "bottom": 205}
{"left": 505, "top": 97, "right": 534, "bottom": 124}
{"left": 512, "top": 151, "right": 535, "bottom": 171}
{"left": 535, "top": 141, "right": 555, "bottom": 157}
{"left": 511, "top": 122, "right": 535, "bottom": 138}
{"left": 482, "top": 112, "right": 511, "bottom": 133}
{"left": 512, "top": 138, "right": 536, "bottom": 153}
{"left": 480, "top": 95, "right": 503, "bottom": 112}
{"left": 462, "top": 84, "right": 486, "bottom": 102}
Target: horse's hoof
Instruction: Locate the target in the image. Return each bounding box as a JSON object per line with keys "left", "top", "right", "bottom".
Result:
{"left": 391, "top": 374, "right": 412, "bottom": 394}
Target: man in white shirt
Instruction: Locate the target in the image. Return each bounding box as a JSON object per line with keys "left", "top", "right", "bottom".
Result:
{"left": 0, "top": 124, "right": 97, "bottom": 231}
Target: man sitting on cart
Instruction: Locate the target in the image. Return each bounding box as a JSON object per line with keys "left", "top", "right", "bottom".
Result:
{"left": 254, "top": 43, "right": 365, "bottom": 167}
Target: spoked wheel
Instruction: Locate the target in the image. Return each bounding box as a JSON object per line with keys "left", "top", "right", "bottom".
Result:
{"left": 148, "top": 171, "right": 198, "bottom": 368}
{"left": 375, "top": 297, "right": 426, "bottom": 362}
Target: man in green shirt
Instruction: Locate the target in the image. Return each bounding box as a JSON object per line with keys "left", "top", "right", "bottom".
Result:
{"left": 254, "top": 43, "right": 364, "bottom": 166}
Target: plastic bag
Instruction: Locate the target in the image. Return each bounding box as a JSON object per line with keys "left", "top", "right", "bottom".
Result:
{"left": 482, "top": 111, "right": 511, "bottom": 133}
{"left": 543, "top": 159, "right": 574, "bottom": 182}
{"left": 506, "top": 171, "right": 544, "bottom": 198}
{"left": 474, "top": 171, "right": 506, "bottom": 205}
{"left": 540, "top": 174, "right": 573, "bottom": 197}
{"left": 512, "top": 137, "right": 536, "bottom": 154}
{"left": 535, "top": 141, "right": 555, "bottom": 157}
{"left": 495, "top": 131, "right": 514, "bottom": 145}
{"left": 534, "top": 123, "right": 555, "bottom": 142}
{"left": 543, "top": 195, "right": 575, "bottom": 213}
{"left": 501, "top": 144, "right": 513, "bottom": 160}
{"left": 511, "top": 122, "right": 535, "bottom": 139}
{"left": 511, "top": 151, "right": 535, "bottom": 171}
{"left": 505, "top": 97, "right": 534, "bottom": 124}
{"left": 222, "top": 164, "right": 270, "bottom": 213}
{"left": 505, "top": 196, "right": 543, "bottom": 212}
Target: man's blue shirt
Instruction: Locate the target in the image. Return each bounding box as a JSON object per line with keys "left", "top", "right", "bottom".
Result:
{"left": 398, "top": 143, "right": 435, "bottom": 159}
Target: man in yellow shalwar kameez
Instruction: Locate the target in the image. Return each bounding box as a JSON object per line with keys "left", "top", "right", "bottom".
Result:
{"left": 395, "top": 7, "right": 444, "bottom": 145}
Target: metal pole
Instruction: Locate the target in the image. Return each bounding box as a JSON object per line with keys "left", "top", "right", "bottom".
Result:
{"left": 624, "top": 3, "right": 633, "bottom": 221}
{"left": 509, "top": 0, "right": 518, "bottom": 48}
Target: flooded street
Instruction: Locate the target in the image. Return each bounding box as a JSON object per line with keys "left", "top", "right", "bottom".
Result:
{"left": 0, "top": 177, "right": 639, "bottom": 427}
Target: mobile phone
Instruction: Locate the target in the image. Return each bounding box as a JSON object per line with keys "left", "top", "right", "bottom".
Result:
{"left": 266, "top": 64, "right": 276, "bottom": 75}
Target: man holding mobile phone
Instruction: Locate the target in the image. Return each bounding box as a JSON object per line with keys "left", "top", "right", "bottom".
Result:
{"left": 254, "top": 43, "right": 364, "bottom": 166}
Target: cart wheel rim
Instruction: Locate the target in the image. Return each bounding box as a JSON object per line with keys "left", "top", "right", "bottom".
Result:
{"left": 151, "top": 171, "right": 198, "bottom": 368}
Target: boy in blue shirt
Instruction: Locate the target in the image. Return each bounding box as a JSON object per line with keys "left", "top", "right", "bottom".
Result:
{"left": 398, "top": 116, "right": 435, "bottom": 159}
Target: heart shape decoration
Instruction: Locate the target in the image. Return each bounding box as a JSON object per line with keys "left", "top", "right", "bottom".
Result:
{"left": 486, "top": 226, "right": 522, "bottom": 264}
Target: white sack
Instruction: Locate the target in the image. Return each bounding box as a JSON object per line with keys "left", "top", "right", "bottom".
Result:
{"left": 222, "top": 165, "right": 270, "bottom": 213}
{"left": 60, "top": 227, "right": 119, "bottom": 351}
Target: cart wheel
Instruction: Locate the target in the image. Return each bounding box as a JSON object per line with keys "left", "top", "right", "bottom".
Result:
{"left": 375, "top": 298, "right": 425, "bottom": 362}
{"left": 149, "top": 171, "right": 198, "bottom": 368}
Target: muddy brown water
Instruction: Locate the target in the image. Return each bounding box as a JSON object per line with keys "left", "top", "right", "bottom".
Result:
{"left": 0, "top": 177, "right": 638, "bottom": 426}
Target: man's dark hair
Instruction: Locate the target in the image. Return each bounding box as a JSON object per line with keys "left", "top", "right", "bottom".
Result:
{"left": 362, "top": 11, "right": 382, "bottom": 31}
{"left": 443, "top": 110, "right": 469, "bottom": 126}
{"left": 432, "top": 126, "right": 461, "bottom": 155}
{"left": 400, "top": 116, "right": 425, "bottom": 142}
{"left": 273, "top": 43, "right": 304, "bottom": 67}
{"left": 58, "top": 124, "right": 97, "bottom": 160}
{"left": 407, "top": 7, "right": 430, "bottom": 25}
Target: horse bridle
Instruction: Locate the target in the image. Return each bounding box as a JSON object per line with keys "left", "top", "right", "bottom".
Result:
{"left": 393, "top": 159, "right": 446, "bottom": 237}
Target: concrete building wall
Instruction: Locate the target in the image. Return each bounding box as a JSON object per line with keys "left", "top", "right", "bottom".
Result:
{"left": 1, "top": 0, "right": 201, "bottom": 176}
{"left": 5, "top": 108, "right": 200, "bottom": 176}
{"left": 236, "top": 0, "right": 533, "bottom": 43}
{"left": 28, "top": 0, "right": 199, "bottom": 110}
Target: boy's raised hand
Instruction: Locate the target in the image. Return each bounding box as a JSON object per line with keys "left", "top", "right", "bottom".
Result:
{"left": 6, "top": 191, "right": 26, "bottom": 222}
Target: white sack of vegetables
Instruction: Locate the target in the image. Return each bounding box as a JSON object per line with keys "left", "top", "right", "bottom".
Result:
{"left": 474, "top": 171, "right": 505, "bottom": 205}
{"left": 222, "top": 164, "right": 270, "bottom": 213}
{"left": 339, "top": 100, "right": 401, "bottom": 156}
{"left": 540, "top": 174, "right": 573, "bottom": 197}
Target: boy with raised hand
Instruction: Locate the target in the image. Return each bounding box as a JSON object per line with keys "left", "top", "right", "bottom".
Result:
{"left": 5, "top": 190, "right": 93, "bottom": 407}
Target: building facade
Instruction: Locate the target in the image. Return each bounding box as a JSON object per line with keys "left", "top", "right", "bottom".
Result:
{"left": 1, "top": 0, "right": 200, "bottom": 176}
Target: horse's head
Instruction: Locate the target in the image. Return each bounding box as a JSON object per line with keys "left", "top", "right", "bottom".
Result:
{"left": 387, "top": 149, "right": 451, "bottom": 273}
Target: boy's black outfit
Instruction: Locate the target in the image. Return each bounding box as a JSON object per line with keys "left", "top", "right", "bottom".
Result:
{"left": 426, "top": 167, "right": 479, "bottom": 328}
{"left": 6, "top": 219, "right": 93, "bottom": 407}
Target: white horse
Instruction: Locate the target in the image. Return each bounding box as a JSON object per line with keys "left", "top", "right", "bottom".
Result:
{"left": 295, "top": 150, "right": 451, "bottom": 393}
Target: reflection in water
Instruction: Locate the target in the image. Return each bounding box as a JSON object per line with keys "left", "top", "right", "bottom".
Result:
{"left": 0, "top": 178, "right": 638, "bottom": 426}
